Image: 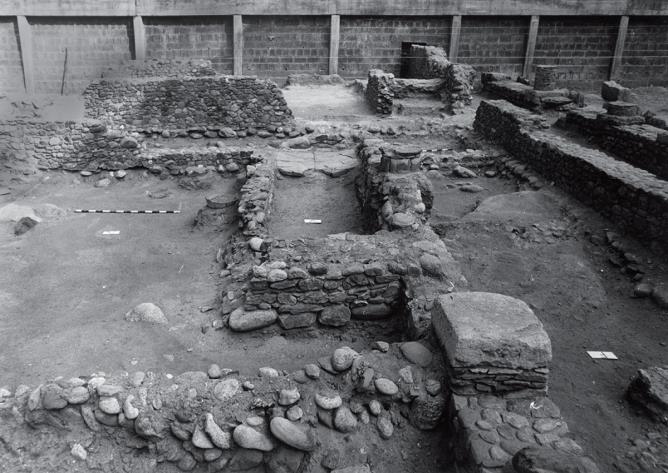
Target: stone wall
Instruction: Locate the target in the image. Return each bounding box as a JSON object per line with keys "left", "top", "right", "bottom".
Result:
{"left": 406, "top": 45, "right": 450, "bottom": 79}
{"left": 243, "top": 15, "right": 330, "bottom": 78}
{"left": 365, "top": 70, "right": 394, "bottom": 115}
{"left": 83, "top": 76, "right": 294, "bottom": 134}
{"left": 0, "top": 17, "right": 24, "bottom": 94}
{"left": 474, "top": 99, "right": 668, "bottom": 249}
{"left": 0, "top": 119, "right": 255, "bottom": 172}
{"left": 556, "top": 109, "right": 668, "bottom": 180}
{"left": 30, "top": 17, "right": 133, "bottom": 94}
{"left": 144, "top": 16, "right": 233, "bottom": 74}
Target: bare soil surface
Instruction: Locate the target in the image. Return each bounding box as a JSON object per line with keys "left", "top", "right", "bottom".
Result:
{"left": 0, "top": 172, "right": 400, "bottom": 391}
{"left": 432, "top": 173, "right": 668, "bottom": 473}
{"left": 270, "top": 171, "right": 365, "bottom": 240}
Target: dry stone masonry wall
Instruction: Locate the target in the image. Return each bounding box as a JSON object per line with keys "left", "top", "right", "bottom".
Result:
{"left": 474, "top": 99, "right": 668, "bottom": 250}
{"left": 84, "top": 76, "right": 294, "bottom": 136}
{"left": 556, "top": 109, "right": 668, "bottom": 180}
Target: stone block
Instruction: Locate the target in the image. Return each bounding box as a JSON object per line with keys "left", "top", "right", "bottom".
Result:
{"left": 432, "top": 292, "right": 551, "bottom": 370}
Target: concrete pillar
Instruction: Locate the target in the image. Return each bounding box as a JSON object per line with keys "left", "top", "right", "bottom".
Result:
{"left": 610, "top": 16, "right": 629, "bottom": 80}
{"left": 233, "top": 15, "right": 243, "bottom": 76}
{"left": 329, "top": 14, "right": 340, "bottom": 75}
{"left": 523, "top": 15, "right": 540, "bottom": 79}
{"left": 133, "top": 16, "right": 146, "bottom": 62}
{"left": 449, "top": 15, "right": 461, "bottom": 62}
{"left": 16, "top": 15, "right": 34, "bottom": 95}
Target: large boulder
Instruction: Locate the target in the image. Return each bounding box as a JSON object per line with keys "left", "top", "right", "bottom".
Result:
{"left": 431, "top": 292, "right": 551, "bottom": 370}
{"left": 627, "top": 366, "right": 668, "bottom": 422}
{"left": 229, "top": 308, "right": 277, "bottom": 332}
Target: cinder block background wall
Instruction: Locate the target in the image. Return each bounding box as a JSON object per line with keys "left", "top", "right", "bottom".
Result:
{"left": 620, "top": 17, "right": 668, "bottom": 88}
{"left": 458, "top": 17, "right": 529, "bottom": 78}
{"left": 2, "top": 13, "right": 668, "bottom": 95}
{"left": 243, "top": 16, "right": 330, "bottom": 77}
{"left": 30, "top": 17, "right": 133, "bottom": 94}
{"left": 339, "top": 16, "right": 451, "bottom": 77}
{"left": 533, "top": 17, "right": 618, "bottom": 91}
{"left": 0, "top": 17, "right": 25, "bottom": 94}
{"left": 144, "top": 16, "right": 233, "bottom": 74}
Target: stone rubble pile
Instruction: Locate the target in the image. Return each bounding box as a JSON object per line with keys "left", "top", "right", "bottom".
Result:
{"left": 0, "top": 341, "right": 446, "bottom": 472}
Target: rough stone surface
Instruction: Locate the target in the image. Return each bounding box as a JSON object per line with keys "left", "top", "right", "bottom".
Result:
{"left": 400, "top": 342, "right": 433, "bottom": 367}
{"left": 627, "top": 366, "right": 668, "bottom": 422}
{"left": 432, "top": 292, "right": 552, "bottom": 369}
{"left": 229, "top": 308, "right": 277, "bottom": 332}
{"left": 269, "top": 417, "right": 316, "bottom": 451}
{"left": 124, "top": 303, "right": 168, "bottom": 324}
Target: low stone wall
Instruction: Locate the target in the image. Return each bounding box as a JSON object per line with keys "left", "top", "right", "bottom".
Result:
{"left": 406, "top": 45, "right": 450, "bottom": 79}
{"left": 237, "top": 156, "right": 276, "bottom": 238}
{"left": 0, "top": 119, "right": 257, "bottom": 173}
{"left": 444, "top": 63, "right": 477, "bottom": 112}
{"left": 474, "top": 100, "right": 668, "bottom": 250}
{"left": 482, "top": 74, "right": 573, "bottom": 111}
{"left": 556, "top": 109, "right": 668, "bottom": 180}
{"left": 84, "top": 76, "right": 294, "bottom": 135}
{"left": 0, "top": 342, "right": 447, "bottom": 473}
{"left": 357, "top": 140, "right": 433, "bottom": 232}
{"left": 365, "top": 70, "right": 394, "bottom": 115}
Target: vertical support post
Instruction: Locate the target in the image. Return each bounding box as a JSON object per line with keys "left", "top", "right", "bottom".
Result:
{"left": 523, "top": 15, "right": 540, "bottom": 79}
{"left": 610, "top": 15, "right": 629, "bottom": 80}
{"left": 449, "top": 15, "right": 461, "bottom": 62}
{"left": 233, "top": 15, "right": 243, "bottom": 76}
{"left": 329, "top": 14, "right": 340, "bottom": 75}
{"left": 133, "top": 15, "right": 146, "bottom": 62}
{"left": 16, "top": 15, "right": 34, "bottom": 95}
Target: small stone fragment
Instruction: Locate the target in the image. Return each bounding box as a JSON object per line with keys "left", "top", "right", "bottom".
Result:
{"left": 331, "top": 347, "right": 359, "bottom": 371}
{"left": 374, "top": 378, "right": 399, "bottom": 396}
{"left": 334, "top": 406, "right": 357, "bottom": 432}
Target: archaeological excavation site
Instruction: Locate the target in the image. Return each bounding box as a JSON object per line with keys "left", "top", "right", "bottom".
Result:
{"left": 1, "top": 1, "right": 668, "bottom": 472}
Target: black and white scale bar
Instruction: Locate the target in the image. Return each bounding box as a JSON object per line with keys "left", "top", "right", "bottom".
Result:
{"left": 75, "top": 209, "right": 181, "bottom": 214}
{"left": 421, "top": 148, "right": 451, "bottom": 153}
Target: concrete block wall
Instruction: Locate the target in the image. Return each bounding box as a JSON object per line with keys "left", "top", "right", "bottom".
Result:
{"left": 620, "top": 17, "right": 668, "bottom": 88}
{"left": 242, "top": 15, "right": 330, "bottom": 78}
{"left": 0, "top": 17, "right": 24, "bottom": 94}
{"left": 30, "top": 17, "right": 133, "bottom": 94}
{"left": 533, "top": 16, "right": 618, "bottom": 91}
{"left": 338, "top": 16, "right": 451, "bottom": 77}
{"left": 458, "top": 16, "right": 528, "bottom": 78}
{"left": 144, "top": 16, "right": 233, "bottom": 74}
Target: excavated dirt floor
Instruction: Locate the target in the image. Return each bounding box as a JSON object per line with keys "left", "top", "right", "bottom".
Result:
{"left": 0, "top": 85, "right": 667, "bottom": 473}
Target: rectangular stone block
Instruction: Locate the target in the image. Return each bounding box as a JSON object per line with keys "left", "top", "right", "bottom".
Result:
{"left": 432, "top": 292, "right": 552, "bottom": 370}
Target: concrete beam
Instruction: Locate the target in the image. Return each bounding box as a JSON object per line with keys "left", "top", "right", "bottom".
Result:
{"left": 233, "top": 15, "right": 243, "bottom": 76}
{"left": 4, "top": 0, "right": 668, "bottom": 16}
{"left": 610, "top": 16, "right": 629, "bottom": 80}
{"left": 16, "top": 15, "right": 34, "bottom": 95}
{"left": 133, "top": 16, "right": 146, "bottom": 62}
{"left": 449, "top": 16, "right": 461, "bottom": 62}
{"left": 523, "top": 15, "right": 540, "bottom": 79}
{"left": 329, "top": 14, "right": 340, "bottom": 75}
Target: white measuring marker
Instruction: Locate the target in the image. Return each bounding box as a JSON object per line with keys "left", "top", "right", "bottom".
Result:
{"left": 304, "top": 219, "right": 322, "bottom": 224}
{"left": 587, "top": 351, "right": 618, "bottom": 360}
{"left": 102, "top": 230, "right": 121, "bottom": 235}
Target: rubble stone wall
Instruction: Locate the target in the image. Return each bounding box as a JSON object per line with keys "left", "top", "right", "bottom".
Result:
{"left": 474, "top": 100, "right": 668, "bottom": 249}
{"left": 83, "top": 76, "right": 294, "bottom": 133}
{"left": 365, "top": 70, "right": 394, "bottom": 115}
{"left": 406, "top": 45, "right": 450, "bottom": 79}
{"left": 556, "top": 109, "right": 668, "bottom": 180}
{"left": 0, "top": 119, "right": 254, "bottom": 172}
